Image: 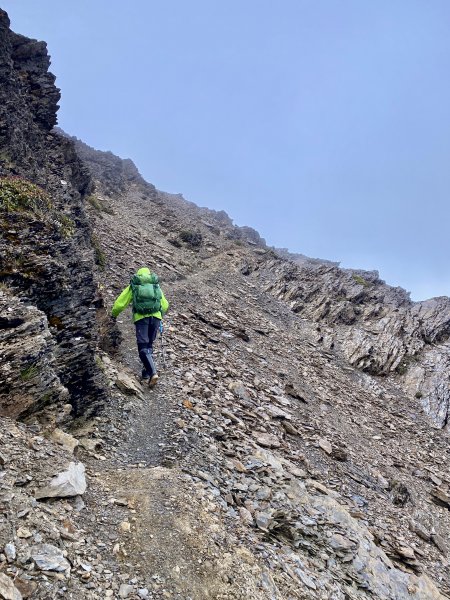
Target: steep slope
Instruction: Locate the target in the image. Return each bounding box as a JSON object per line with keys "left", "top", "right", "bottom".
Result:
{"left": 72, "top": 142, "right": 450, "bottom": 598}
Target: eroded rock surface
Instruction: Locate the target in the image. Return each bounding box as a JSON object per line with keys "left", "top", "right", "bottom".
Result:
{"left": 0, "top": 8, "right": 105, "bottom": 416}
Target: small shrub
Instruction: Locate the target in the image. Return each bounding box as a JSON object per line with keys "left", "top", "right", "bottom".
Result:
{"left": 0, "top": 176, "right": 52, "bottom": 213}
{"left": 352, "top": 273, "right": 370, "bottom": 287}
{"left": 87, "top": 195, "right": 102, "bottom": 211}
{"left": 87, "top": 194, "right": 115, "bottom": 215}
{"left": 91, "top": 234, "right": 106, "bottom": 270}
{"left": 54, "top": 213, "right": 75, "bottom": 238}
{"left": 20, "top": 364, "right": 39, "bottom": 381}
{"left": 180, "top": 230, "right": 203, "bottom": 247}
{"left": 48, "top": 315, "right": 64, "bottom": 330}
{"left": 415, "top": 391, "right": 423, "bottom": 399}
{"left": 396, "top": 361, "right": 408, "bottom": 375}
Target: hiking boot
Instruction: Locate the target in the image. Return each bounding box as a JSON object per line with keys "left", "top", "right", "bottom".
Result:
{"left": 149, "top": 373, "right": 159, "bottom": 388}
{"left": 141, "top": 369, "right": 151, "bottom": 380}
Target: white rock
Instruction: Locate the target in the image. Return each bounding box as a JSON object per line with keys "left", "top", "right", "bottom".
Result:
{"left": 318, "top": 438, "right": 332, "bottom": 455}
{"left": 4, "top": 542, "right": 16, "bottom": 562}
{"left": 0, "top": 573, "right": 22, "bottom": 600}
{"left": 118, "top": 583, "right": 134, "bottom": 598}
{"left": 31, "top": 543, "right": 70, "bottom": 572}
{"left": 35, "top": 462, "right": 86, "bottom": 499}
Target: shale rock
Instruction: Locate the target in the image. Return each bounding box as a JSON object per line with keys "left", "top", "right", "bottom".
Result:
{"left": 35, "top": 461, "right": 86, "bottom": 499}
{"left": 0, "top": 574, "right": 22, "bottom": 600}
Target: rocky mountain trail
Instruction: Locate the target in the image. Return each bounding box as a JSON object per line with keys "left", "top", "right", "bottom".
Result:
{"left": 1, "top": 9, "right": 450, "bottom": 598}
{"left": 72, "top": 173, "right": 450, "bottom": 598}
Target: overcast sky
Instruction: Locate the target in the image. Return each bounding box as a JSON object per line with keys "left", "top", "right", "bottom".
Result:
{"left": 3, "top": 0, "right": 450, "bottom": 300}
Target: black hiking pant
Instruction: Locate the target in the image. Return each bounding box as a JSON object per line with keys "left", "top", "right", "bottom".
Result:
{"left": 135, "top": 317, "right": 160, "bottom": 376}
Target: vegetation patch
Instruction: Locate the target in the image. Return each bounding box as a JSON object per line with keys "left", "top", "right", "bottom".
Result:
{"left": 49, "top": 315, "right": 64, "bottom": 330}
{"left": 180, "top": 230, "right": 203, "bottom": 247}
{"left": 352, "top": 273, "right": 371, "bottom": 287}
{"left": 87, "top": 194, "right": 115, "bottom": 215}
{"left": 20, "top": 364, "right": 39, "bottom": 381}
{"left": 91, "top": 234, "right": 106, "bottom": 270}
{"left": 53, "top": 213, "right": 75, "bottom": 238}
{"left": 0, "top": 176, "right": 52, "bottom": 213}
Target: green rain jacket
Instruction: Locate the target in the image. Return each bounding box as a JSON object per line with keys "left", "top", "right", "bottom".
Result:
{"left": 111, "top": 267, "right": 169, "bottom": 322}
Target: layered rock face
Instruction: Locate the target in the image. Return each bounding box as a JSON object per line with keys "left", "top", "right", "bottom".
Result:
{"left": 0, "top": 289, "right": 68, "bottom": 418}
{"left": 262, "top": 261, "right": 450, "bottom": 428}
{"left": 0, "top": 9, "right": 104, "bottom": 416}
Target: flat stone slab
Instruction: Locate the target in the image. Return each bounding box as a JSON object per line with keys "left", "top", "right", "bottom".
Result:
{"left": 35, "top": 461, "right": 86, "bottom": 499}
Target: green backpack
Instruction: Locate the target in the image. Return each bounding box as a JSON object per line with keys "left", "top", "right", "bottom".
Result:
{"left": 130, "top": 272, "right": 162, "bottom": 315}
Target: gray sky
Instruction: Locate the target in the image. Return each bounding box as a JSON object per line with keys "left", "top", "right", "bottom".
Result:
{"left": 3, "top": 0, "right": 450, "bottom": 300}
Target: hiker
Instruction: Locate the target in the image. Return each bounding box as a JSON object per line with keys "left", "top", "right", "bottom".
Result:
{"left": 111, "top": 267, "right": 169, "bottom": 386}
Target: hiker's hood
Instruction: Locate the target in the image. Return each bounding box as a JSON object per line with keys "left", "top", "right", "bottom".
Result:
{"left": 134, "top": 267, "right": 159, "bottom": 285}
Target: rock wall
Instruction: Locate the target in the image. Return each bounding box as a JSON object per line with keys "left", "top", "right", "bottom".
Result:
{"left": 0, "top": 9, "right": 105, "bottom": 417}
{"left": 262, "top": 260, "right": 450, "bottom": 427}
{"left": 0, "top": 289, "right": 68, "bottom": 418}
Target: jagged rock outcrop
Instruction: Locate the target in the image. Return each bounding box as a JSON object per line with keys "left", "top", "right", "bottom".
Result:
{"left": 64, "top": 134, "right": 268, "bottom": 248}
{"left": 56, "top": 131, "right": 147, "bottom": 195}
{"left": 261, "top": 260, "right": 450, "bottom": 427}
{"left": 0, "top": 290, "right": 68, "bottom": 418}
{"left": 0, "top": 9, "right": 105, "bottom": 416}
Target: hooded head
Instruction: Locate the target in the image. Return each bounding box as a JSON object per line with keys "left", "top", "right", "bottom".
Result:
{"left": 135, "top": 267, "right": 159, "bottom": 285}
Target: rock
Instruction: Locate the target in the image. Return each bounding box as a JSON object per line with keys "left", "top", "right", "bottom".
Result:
{"left": 13, "top": 578, "right": 37, "bottom": 599}
{"left": 409, "top": 520, "right": 431, "bottom": 542}
{"left": 431, "top": 533, "right": 447, "bottom": 555}
{"left": 35, "top": 462, "right": 86, "bottom": 499}
{"left": 119, "top": 521, "right": 131, "bottom": 533}
{"left": 397, "top": 546, "right": 416, "bottom": 560}
{"left": 332, "top": 447, "right": 348, "bottom": 461}
{"left": 118, "top": 584, "right": 134, "bottom": 598}
{"left": 239, "top": 507, "right": 254, "bottom": 526}
{"left": 284, "top": 383, "right": 308, "bottom": 402}
{"left": 31, "top": 543, "right": 70, "bottom": 572}
{"left": 4, "top": 543, "right": 16, "bottom": 562}
{"left": 255, "top": 511, "right": 273, "bottom": 531}
{"left": 431, "top": 487, "right": 450, "bottom": 508}
{"left": 266, "top": 405, "right": 292, "bottom": 420}
{"left": 50, "top": 428, "right": 79, "bottom": 454}
{"left": 230, "top": 459, "right": 247, "bottom": 473}
{"left": 329, "top": 533, "right": 358, "bottom": 557}
{"left": 281, "top": 421, "right": 299, "bottom": 435}
{"left": 318, "top": 438, "right": 332, "bottom": 454}
{"left": 254, "top": 433, "right": 280, "bottom": 448}
{"left": 115, "top": 372, "right": 143, "bottom": 397}
{"left": 0, "top": 573, "right": 22, "bottom": 600}
{"left": 16, "top": 527, "right": 32, "bottom": 539}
